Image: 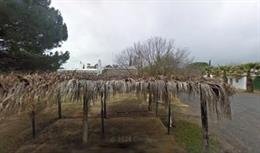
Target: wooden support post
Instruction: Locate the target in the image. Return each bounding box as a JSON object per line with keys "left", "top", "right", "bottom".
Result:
{"left": 101, "top": 91, "right": 105, "bottom": 137}
{"left": 200, "top": 85, "right": 209, "bottom": 152}
{"left": 167, "top": 104, "right": 171, "bottom": 135}
{"left": 104, "top": 83, "right": 107, "bottom": 118}
{"left": 57, "top": 90, "right": 62, "bottom": 119}
{"left": 31, "top": 110, "right": 36, "bottom": 139}
{"left": 83, "top": 92, "right": 89, "bottom": 144}
{"left": 148, "top": 83, "right": 152, "bottom": 111}
{"left": 155, "top": 86, "right": 159, "bottom": 117}
{"left": 165, "top": 82, "right": 171, "bottom": 135}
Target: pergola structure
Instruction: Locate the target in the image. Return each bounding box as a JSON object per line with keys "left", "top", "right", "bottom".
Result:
{"left": 0, "top": 72, "right": 234, "bottom": 151}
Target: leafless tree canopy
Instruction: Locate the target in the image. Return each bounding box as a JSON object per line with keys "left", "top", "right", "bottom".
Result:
{"left": 116, "top": 37, "right": 192, "bottom": 76}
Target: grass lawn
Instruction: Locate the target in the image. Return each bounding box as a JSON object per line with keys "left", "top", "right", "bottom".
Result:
{"left": 157, "top": 97, "right": 222, "bottom": 153}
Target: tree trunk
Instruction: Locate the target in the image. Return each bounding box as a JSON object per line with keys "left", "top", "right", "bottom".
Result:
{"left": 31, "top": 110, "right": 36, "bottom": 139}
{"left": 200, "top": 85, "right": 209, "bottom": 152}
{"left": 57, "top": 90, "right": 62, "bottom": 119}
{"left": 82, "top": 93, "right": 89, "bottom": 144}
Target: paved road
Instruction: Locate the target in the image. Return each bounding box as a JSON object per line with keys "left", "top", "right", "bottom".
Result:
{"left": 179, "top": 93, "right": 260, "bottom": 153}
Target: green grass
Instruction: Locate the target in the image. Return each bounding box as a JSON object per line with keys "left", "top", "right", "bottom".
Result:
{"left": 173, "top": 120, "right": 220, "bottom": 153}
{"left": 158, "top": 101, "right": 221, "bottom": 153}
{"left": 174, "top": 120, "right": 202, "bottom": 153}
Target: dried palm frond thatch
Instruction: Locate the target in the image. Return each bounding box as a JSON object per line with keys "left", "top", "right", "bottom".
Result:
{"left": 0, "top": 72, "right": 233, "bottom": 124}
{"left": 0, "top": 72, "right": 234, "bottom": 147}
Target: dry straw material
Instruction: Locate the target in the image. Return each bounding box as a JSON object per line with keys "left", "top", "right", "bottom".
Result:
{"left": 0, "top": 72, "right": 234, "bottom": 120}
{"left": 0, "top": 72, "right": 234, "bottom": 150}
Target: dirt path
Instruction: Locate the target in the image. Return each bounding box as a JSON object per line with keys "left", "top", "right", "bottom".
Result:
{"left": 15, "top": 95, "right": 179, "bottom": 153}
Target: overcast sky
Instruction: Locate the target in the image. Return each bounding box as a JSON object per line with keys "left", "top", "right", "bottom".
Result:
{"left": 51, "top": 0, "right": 260, "bottom": 69}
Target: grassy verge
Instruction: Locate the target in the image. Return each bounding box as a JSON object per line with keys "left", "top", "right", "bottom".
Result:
{"left": 158, "top": 104, "right": 221, "bottom": 153}
{"left": 173, "top": 120, "right": 220, "bottom": 153}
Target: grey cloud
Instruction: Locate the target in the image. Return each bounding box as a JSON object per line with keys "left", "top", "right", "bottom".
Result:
{"left": 51, "top": 0, "right": 260, "bottom": 69}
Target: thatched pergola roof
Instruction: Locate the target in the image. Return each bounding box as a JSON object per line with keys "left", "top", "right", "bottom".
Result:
{"left": 0, "top": 72, "right": 234, "bottom": 118}
{"left": 0, "top": 72, "right": 235, "bottom": 150}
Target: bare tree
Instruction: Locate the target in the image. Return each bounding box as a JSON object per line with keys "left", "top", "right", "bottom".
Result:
{"left": 115, "top": 47, "right": 134, "bottom": 67}
{"left": 116, "top": 37, "right": 192, "bottom": 76}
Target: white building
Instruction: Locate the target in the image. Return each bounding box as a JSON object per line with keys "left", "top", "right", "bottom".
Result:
{"left": 58, "top": 59, "right": 103, "bottom": 76}
{"left": 227, "top": 76, "right": 247, "bottom": 90}
{"left": 227, "top": 73, "right": 258, "bottom": 90}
